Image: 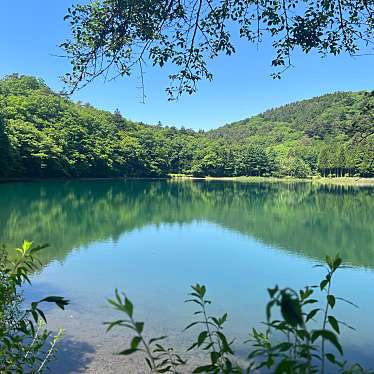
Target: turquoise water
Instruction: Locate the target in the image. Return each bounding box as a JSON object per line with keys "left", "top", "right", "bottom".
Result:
{"left": 1, "top": 180, "right": 373, "bottom": 372}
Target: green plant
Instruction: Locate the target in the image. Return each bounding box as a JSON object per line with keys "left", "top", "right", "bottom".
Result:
{"left": 105, "top": 289, "right": 186, "bottom": 373}
{"left": 107, "top": 255, "right": 372, "bottom": 373}
{"left": 184, "top": 284, "right": 239, "bottom": 373}
{"left": 248, "top": 255, "right": 354, "bottom": 373}
{"left": 0, "top": 241, "right": 69, "bottom": 373}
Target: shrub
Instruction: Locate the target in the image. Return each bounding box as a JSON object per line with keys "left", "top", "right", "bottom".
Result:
{"left": 0, "top": 241, "right": 68, "bottom": 373}
{"left": 107, "top": 255, "right": 372, "bottom": 373}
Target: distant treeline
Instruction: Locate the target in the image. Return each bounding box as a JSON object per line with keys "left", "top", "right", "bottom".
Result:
{"left": 0, "top": 74, "right": 373, "bottom": 178}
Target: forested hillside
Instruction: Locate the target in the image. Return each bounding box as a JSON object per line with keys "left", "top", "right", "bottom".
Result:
{"left": 208, "top": 92, "right": 374, "bottom": 177}
{"left": 0, "top": 74, "right": 373, "bottom": 179}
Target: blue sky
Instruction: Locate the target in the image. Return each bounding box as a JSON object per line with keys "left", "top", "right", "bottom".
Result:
{"left": 1, "top": 0, "right": 373, "bottom": 130}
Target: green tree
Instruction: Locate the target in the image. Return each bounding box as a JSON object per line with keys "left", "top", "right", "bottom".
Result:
{"left": 0, "top": 75, "right": 372, "bottom": 180}
{"left": 61, "top": 0, "right": 373, "bottom": 98}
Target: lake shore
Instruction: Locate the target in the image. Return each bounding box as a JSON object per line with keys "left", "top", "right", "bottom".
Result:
{"left": 170, "top": 175, "right": 374, "bottom": 186}
{"left": 1, "top": 175, "right": 373, "bottom": 186}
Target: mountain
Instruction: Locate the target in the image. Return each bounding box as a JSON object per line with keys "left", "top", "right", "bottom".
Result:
{"left": 0, "top": 74, "right": 373, "bottom": 179}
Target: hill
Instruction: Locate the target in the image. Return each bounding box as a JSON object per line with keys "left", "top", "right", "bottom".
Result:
{"left": 0, "top": 74, "right": 373, "bottom": 178}
{"left": 209, "top": 91, "right": 372, "bottom": 140}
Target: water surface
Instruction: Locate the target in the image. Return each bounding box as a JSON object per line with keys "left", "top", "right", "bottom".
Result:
{"left": 1, "top": 180, "right": 373, "bottom": 372}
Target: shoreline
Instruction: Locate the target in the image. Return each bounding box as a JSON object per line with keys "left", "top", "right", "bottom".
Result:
{"left": 170, "top": 175, "right": 374, "bottom": 186}
{"left": 0, "top": 175, "right": 373, "bottom": 186}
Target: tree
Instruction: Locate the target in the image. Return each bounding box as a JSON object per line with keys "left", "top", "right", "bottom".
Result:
{"left": 318, "top": 146, "right": 329, "bottom": 177}
{"left": 61, "top": 0, "right": 373, "bottom": 98}
{"left": 112, "top": 109, "right": 129, "bottom": 131}
{"left": 278, "top": 154, "right": 312, "bottom": 178}
{"left": 0, "top": 116, "right": 15, "bottom": 177}
{"left": 336, "top": 145, "right": 346, "bottom": 177}
{"left": 0, "top": 75, "right": 372, "bottom": 179}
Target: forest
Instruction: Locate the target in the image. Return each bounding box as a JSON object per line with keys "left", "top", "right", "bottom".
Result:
{"left": 0, "top": 74, "right": 373, "bottom": 179}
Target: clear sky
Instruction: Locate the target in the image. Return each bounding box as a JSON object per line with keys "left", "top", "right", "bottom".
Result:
{"left": 1, "top": 0, "right": 373, "bottom": 130}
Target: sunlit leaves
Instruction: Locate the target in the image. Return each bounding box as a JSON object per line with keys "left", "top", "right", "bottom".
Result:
{"left": 0, "top": 242, "right": 69, "bottom": 372}
{"left": 247, "top": 254, "right": 362, "bottom": 373}
{"left": 62, "top": 0, "right": 374, "bottom": 98}
{"left": 1, "top": 75, "right": 373, "bottom": 180}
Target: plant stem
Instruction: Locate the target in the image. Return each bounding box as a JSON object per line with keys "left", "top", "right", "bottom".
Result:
{"left": 321, "top": 279, "right": 332, "bottom": 374}
{"left": 130, "top": 315, "right": 158, "bottom": 373}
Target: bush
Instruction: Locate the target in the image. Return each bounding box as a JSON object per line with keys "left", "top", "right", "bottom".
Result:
{"left": 0, "top": 241, "right": 68, "bottom": 373}
{"left": 107, "top": 255, "right": 372, "bottom": 373}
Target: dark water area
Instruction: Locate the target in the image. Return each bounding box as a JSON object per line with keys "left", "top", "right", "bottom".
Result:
{"left": 1, "top": 180, "right": 373, "bottom": 372}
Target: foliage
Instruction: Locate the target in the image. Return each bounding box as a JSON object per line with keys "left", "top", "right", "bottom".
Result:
{"left": 61, "top": 0, "right": 374, "bottom": 98}
{"left": 248, "top": 255, "right": 349, "bottom": 373}
{"left": 0, "top": 241, "right": 69, "bottom": 373}
{"left": 0, "top": 74, "right": 373, "bottom": 179}
{"left": 106, "top": 289, "right": 186, "bottom": 373}
{"left": 107, "top": 255, "right": 373, "bottom": 373}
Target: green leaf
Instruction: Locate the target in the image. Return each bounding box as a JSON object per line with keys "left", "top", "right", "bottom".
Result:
{"left": 104, "top": 320, "right": 131, "bottom": 332}
{"left": 148, "top": 336, "right": 167, "bottom": 345}
{"left": 320, "top": 279, "right": 329, "bottom": 290}
{"left": 216, "top": 331, "right": 234, "bottom": 354}
{"left": 327, "top": 295, "right": 336, "bottom": 309}
{"left": 134, "top": 322, "right": 144, "bottom": 334}
{"left": 191, "top": 284, "right": 206, "bottom": 298}
{"left": 210, "top": 351, "right": 220, "bottom": 364}
{"left": 328, "top": 316, "right": 340, "bottom": 334}
{"left": 40, "top": 296, "right": 70, "bottom": 309}
{"left": 267, "top": 286, "right": 279, "bottom": 298}
{"left": 274, "top": 359, "right": 293, "bottom": 373}
{"left": 130, "top": 336, "right": 141, "bottom": 349}
{"left": 145, "top": 357, "right": 153, "bottom": 369}
{"left": 124, "top": 297, "right": 134, "bottom": 317}
{"left": 311, "top": 330, "right": 343, "bottom": 355}
{"left": 333, "top": 256, "right": 342, "bottom": 270}
{"left": 197, "top": 331, "right": 208, "bottom": 347}
{"left": 306, "top": 308, "right": 320, "bottom": 323}
{"left": 158, "top": 367, "right": 172, "bottom": 373}
{"left": 187, "top": 342, "right": 198, "bottom": 351}
{"left": 193, "top": 364, "right": 215, "bottom": 373}
{"left": 118, "top": 348, "right": 138, "bottom": 355}
{"left": 280, "top": 291, "right": 304, "bottom": 327}
{"left": 184, "top": 321, "right": 201, "bottom": 331}
{"left": 36, "top": 308, "right": 47, "bottom": 323}
{"left": 326, "top": 255, "right": 333, "bottom": 269}
{"left": 325, "top": 353, "right": 336, "bottom": 363}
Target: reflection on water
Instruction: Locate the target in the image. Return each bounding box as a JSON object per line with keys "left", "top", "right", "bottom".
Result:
{"left": 1, "top": 180, "right": 373, "bottom": 372}
{"left": 1, "top": 180, "right": 373, "bottom": 267}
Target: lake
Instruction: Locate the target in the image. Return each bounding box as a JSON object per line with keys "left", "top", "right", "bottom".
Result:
{"left": 1, "top": 180, "right": 373, "bottom": 373}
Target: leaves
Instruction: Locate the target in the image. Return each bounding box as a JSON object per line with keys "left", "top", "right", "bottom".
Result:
{"left": 311, "top": 330, "right": 343, "bottom": 355}
{"left": 306, "top": 308, "right": 320, "bottom": 323}
{"left": 1, "top": 75, "right": 373, "bottom": 180}
{"left": 61, "top": 0, "right": 374, "bottom": 99}
{"left": 0, "top": 243, "right": 68, "bottom": 372}
{"left": 197, "top": 331, "right": 208, "bottom": 347}
{"left": 280, "top": 291, "right": 304, "bottom": 328}
{"left": 247, "top": 254, "right": 360, "bottom": 373}
{"left": 327, "top": 294, "right": 336, "bottom": 309}
{"left": 328, "top": 315, "right": 340, "bottom": 334}
{"left": 3, "top": 234, "right": 361, "bottom": 374}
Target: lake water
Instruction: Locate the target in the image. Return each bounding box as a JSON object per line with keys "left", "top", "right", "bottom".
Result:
{"left": 1, "top": 180, "right": 373, "bottom": 373}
